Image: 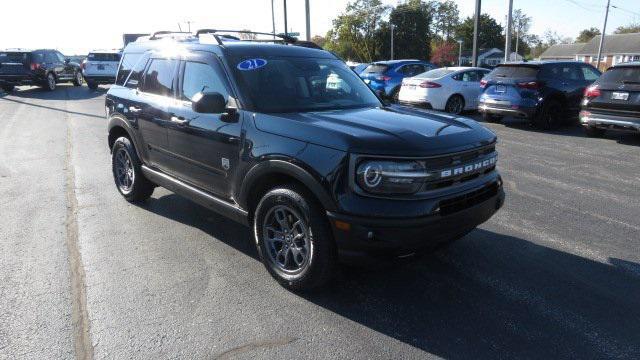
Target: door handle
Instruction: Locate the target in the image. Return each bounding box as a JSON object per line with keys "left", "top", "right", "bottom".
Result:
{"left": 171, "top": 116, "right": 189, "bottom": 125}
{"left": 128, "top": 106, "right": 142, "bottom": 113}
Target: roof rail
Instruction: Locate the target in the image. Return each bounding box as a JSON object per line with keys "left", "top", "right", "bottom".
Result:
{"left": 149, "top": 31, "right": 193, "bottom": 40}
{"left": 195, "top": 29, "right": 298, "bottom": 44}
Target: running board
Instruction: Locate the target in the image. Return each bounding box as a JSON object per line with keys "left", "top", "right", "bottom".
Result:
{"left": 141, "top": 165, "right": 249, "bottom": 225}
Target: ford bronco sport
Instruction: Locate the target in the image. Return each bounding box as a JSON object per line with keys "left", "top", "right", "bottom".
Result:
{"left": 106, "top": 30, "right": 505, "bottom": 290}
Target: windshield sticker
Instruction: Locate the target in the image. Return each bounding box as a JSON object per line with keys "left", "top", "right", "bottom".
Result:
{"left": 237, "top": 58, "right": 267, "bottom": 71}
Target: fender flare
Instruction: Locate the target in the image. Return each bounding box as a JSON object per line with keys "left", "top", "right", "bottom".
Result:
{"left": 107, "top": 115, "right": 144, "bottom": 160}
{"left": 238, "top": 160, "right": 336, "bottom": 212}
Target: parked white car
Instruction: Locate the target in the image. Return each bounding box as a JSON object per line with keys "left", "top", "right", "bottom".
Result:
{"left": 81, "top": 50, "right": 121, "bottom": 90}
{"left": 398, "top": 67, "right": 490, "bottom": 114}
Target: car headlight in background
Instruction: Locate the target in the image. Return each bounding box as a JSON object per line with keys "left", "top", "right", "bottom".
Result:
{"left": 356, "top": 160, "right": 427, "bottom": 194}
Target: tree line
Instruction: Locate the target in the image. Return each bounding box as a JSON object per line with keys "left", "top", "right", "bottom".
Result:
{"left": 312, "top": 0, "right": 640, "bottom": 65}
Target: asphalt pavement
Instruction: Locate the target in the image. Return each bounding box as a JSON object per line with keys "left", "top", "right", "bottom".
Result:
{"left": 1, "top": 84, "right": 639, "bottom": 359}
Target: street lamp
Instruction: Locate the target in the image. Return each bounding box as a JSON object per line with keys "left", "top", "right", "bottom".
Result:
{"left": 457, "top": 39, "right": 463, "bottom": 66}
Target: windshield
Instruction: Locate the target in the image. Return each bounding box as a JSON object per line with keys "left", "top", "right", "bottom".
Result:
{"left": 88, "top": 53, "right": 121, "bottom": 62}
{"left": 598, "top": 66, "right": 640, "bottom": 84}
{"left": 490, "top": 65, "right": 539, "bottom": 78}
{"left": 415, "top": 68, "right": 456, "bottom": 79}
{"left": 231, "top": 57, "right": 381, "bottom": 113}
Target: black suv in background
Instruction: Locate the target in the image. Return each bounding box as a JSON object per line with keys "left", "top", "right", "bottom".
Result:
{"left": 478, "top": 61, "right": 601, "bottom": 129}
{"left": 0, "top": 49, "right": 83, "bottom": 92}
{"left": 106, "top": 30, "right": 504, "bottom": 290}
{"left": 580, "top": 62, "right": 640, "bottom": 137}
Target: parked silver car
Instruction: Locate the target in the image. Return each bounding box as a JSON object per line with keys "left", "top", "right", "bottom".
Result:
{"left": 81, "top": 50, "right": 121, "bottom": 89}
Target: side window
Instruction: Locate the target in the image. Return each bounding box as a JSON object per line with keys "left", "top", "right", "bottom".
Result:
{"left": 461, "top": 71, "right": 479, "bottom": 82}
{"left": 181, "top": 61, "right": 229, "bottom": 101}
{"left": 44, "top": 52, "right": 57, "bottom": 63}
{"left": 125, "top": 54, "right": 149, "bottom": 89}
{"left": 478, "top": 70, "right": 490, "bottom": 80}
{"left": 560, "top": 65, "right": 581, "bottom": 81}
{"left": 142, "top": 59, "right": 177, "bottom": 97}
{"left": 115, "top": 53, "right": 143, "bottom": 86}
{"left": 55, "top": 52, "right": 65, "bottom": 62}
{"left": 581, "top": 65, "right": 600, "bottom": 81}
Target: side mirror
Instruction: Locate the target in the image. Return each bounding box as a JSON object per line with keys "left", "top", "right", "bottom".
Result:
{"left": 64, "top": 58, "right": 70, "bottom": 64}
{"left": 192, "top": 91, "right": 226, "bottom": 114}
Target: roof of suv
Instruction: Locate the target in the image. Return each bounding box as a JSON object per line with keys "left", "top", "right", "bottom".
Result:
{"left": 372, "top": 59, "right": 425, "bottom": 65}
{"left": 123, "top": 36, "right": 336, "bottom": 60}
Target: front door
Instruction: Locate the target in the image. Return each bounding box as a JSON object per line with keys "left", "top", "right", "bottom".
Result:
{"left": 165, "top": 53, "right": 241, "bottom": 199}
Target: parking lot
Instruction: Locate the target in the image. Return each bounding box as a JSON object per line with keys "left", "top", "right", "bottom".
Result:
{"left": 1, "top": 84, "right": 639, "bottom": 359}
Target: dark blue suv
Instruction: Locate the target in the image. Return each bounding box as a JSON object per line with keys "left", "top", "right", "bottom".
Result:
{"left": 478, "top": 61, "right": 601, "bottom": 129}
{"left": 360, "top": 60, "right": 435, "bottom": 101}
{"left": 106, "top": 30, "right": 503, "bottom": 290}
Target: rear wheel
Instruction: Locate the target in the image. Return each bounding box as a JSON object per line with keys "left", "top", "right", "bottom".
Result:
{"left": 72, "top": 71, "right": 83, "bottom": 86}
{"left": 254, "top": 184, "right": 337, "bottom": 291}
{"left": 44, "top": 73, "right": 56, "bottom": 91}
{"left": 533, "top": 99, "right": 562, "bottom": 130}
{"left": 482, "top": 112, "right": 502, "bottom": 123}
{"left": 584, "top": 126, "right": 606, "bottom": 137}
{"left": 111, "top": 137, "right": 154, "bottom": 202}
{"left": 390, "top": 87, "right": 400, "bottom": 103}
{"left": 1, "top": 84, "right": 14, "bottom": 92}
{"left": 445, "top": 95, "right": 465, "bottom": 114}
{"left": 87, "top": 81, "right": 98, "bottom": 90}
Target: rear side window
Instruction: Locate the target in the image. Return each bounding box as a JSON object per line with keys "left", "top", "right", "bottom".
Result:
{"left": 45, "top": 52, "right": 58, "bottom": 63}
{"left": 88, "top": 53, "right": 121, "bottom": 62}
{"left": 539, "top": 64, "right": 582, "bottom": 80}
{"left": 416, "top": 68, "right": 455, "bottom": 79}
{"left": 597, "top": 67, "right": 640, "bottom": 84}
{"left": 362, "top": 64, "right": 389, "bottom": 74}
{"left": 181, "top": 61, "right": 229, "bottom": 101}
{"left": 116, "top": 53, "right": 143, "bottom": 86}
{"left": 0, "top": 52, "right": 29, "bottom": 64}
{"left": 490, "top": 65, "right": 539, "bottom": 78}
{"left": 142, "top": 59, "right": 177, "bottom": 97}
{"left": 581, "top": 66, "right": 601, "bottom": 81}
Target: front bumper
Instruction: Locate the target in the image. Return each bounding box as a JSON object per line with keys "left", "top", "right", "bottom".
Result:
{"left": 327, "top": 179, "right": 505, "bottom": 257}
{"left": 579, "top": 110, "right": 640, "bottom": 133}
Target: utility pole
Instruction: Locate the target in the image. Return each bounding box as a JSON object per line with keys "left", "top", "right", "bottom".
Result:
{"left": 457, "top": 40, "right": 463, "bottom": 66}
{"left": 283, "top": 0, "right": 288, "bottom": 36}
{"left": 504, "top": 0, "right": 513, "bottom": 62}
{"left": 390, "top": 25, "right": 394, "bottom": 60}
{"left": 186, "top": 21, "right": 192, "bottom": 33}
{"left": 472, "top": 0, "right": 481, "bottom": 67}
{"left": 305, "top": 0, "right": 311, "bottom": 41}
{"left": 515, "top": 25, "right": 519, "bottom": 61}
{"left": 596, "top": 0, "right": 611, "bottom": 70}
{"left": 271, "top": 0, "right": 276, "bottom": 39}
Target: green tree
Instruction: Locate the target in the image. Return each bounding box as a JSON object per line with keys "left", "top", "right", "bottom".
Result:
{"left": 576, "top": 27, "right": 600, "bottom": 43}
{"left": 311, "top": 35, "right": 327, "bottom": 48}
{"left": 325, "top": 0, "right": 388, "bottom": 62}
{"left": 387, "top": 0, "right": 433, "bottom": 60}
{"left": 614, "top": 22, "right": 640, "bottom": 34}
{"left": 430, "top": 0, "right": 460, "bottom": 41}
{"left": 510, "top": 9, "right": 532, "bottom": 58}
{"left": 455, "top": 14, "right": 504, "bottom": 51}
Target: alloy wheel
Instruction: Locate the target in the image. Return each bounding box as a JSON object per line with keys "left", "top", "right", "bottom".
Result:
{"left": 262, "top": 205, "right": 311, "bottom": 275}
{"left": 114, "top": 148, "right": 135, "bottom": 193}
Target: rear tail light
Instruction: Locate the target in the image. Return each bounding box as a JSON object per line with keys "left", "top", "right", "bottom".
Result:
{"left": 584, "top": 85, "right": 601, "bottom": 99}
{"left": 419, "top": 81, "right": 441, "bottom": 88}
{"left": 480, "top": 79, "right": 488, "bottom": 88}
{"left": 30, "top": 63, "right": 41, "bottom": 71}
{"left": 516, "top": 81, "right": 543, "bottom": 90}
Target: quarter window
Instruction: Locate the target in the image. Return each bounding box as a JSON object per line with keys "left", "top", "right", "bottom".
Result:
{"left": 181, "top": 61, "right": 229, "bottom": 101}
{"left": 142, "top": 59, "right": 177, "bottom": 97}
{"left": 116, "top": 53, "right": 143, "bottom": 86}
{"left": 581, "top": 66, "right": 601, "bottom": 81}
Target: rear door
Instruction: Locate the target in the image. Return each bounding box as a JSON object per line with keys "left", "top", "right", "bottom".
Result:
{"left": 55, "top": 51, "right": 74, "bottom": 79}
{"left": 588, "top": 66, "right": 640, "bottom": 117}
{"left": 165, "top": 52, "right": 241, "bottom": 197}
{"left": 136, "top": 57, "right": 179, "bottom": 171}
{"left": 44, "top": 51, "right": 65, "bottom": 79}
{"left": 455, "top": 70, "right": 486, "bottom": 108}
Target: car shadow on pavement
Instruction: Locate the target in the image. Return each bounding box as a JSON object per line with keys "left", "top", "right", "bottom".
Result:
{"left": 0, "top": 87, "right": 106, "bottom": 120}
{"left": 140, "top": 193, "right": 640, "bottom": 359}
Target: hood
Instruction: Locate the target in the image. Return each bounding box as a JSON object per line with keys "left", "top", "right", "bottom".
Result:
{"left": 253, "top": 105, "right": 497, "bottom": 156}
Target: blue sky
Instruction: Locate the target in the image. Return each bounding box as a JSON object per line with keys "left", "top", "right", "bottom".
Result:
{"left": 1, "top": 0, "right": 638, "bottom": 54}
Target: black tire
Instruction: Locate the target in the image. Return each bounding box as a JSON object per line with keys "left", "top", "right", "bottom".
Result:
{"left": 390, "top": 87, "right": 400, "bottom": 103}
{"left": 584, "top": 126, "right": 606, "bottom": 138}
{"left": 44, "top": 72, "right": 56, "bottom": 91}
{"left": 111, "top": 137, "right": 154, "bottom": 202}
{"left": 1, "top": 84, "right": 14, "bottom": 92}
{"left": 482, "top": 112, "right": 502, "bottom": 123}
{"left": 72, "top": 71, "right": 83, "bottom": 86}
{"left": 253, "top": 184, "right": 337, "bottom": 291}
{"left": 533, "top": 99, "right": 562, "bottom": 130}
{"left": 87, "top": 81, "right": 98, "bottom": 90}
{"left": 445, "top": 95, "right": 465, "bottom": 114}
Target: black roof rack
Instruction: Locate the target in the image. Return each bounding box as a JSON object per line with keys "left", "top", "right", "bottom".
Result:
{"left": 195, "top": 29, "right": 298, "bottom": 44}
{"left": 149, "top": 31, "right": 193, "bottom": 40}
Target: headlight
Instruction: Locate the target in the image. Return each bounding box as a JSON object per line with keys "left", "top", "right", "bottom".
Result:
{"left": 356, "top": 160, "right": 426, "bottom": 194}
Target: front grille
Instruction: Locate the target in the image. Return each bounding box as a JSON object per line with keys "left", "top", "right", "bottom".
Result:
{"left": 438, "top": 181, "right": 499, "bottom": 215}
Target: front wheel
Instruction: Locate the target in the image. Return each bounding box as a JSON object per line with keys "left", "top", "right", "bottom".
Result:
{"left": 111, "top": 137, "right": 154, "bottom": 202}
{"left": 87, "top": 81, "right": 98, "bottom": 90}
{"left": 445, "top": 95, "right": 465, "bottom": 114}
{"left": 482, "top": 112, "right": 502, "bottom": 123}
{"left": 533, "top": 99, "right": 562, "bottom": 130}
{"left": 72, "top": 71, "right": 83, "bottom": 86}
{"left": 254, "top": 185, "right": 337, "bottom": 291}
